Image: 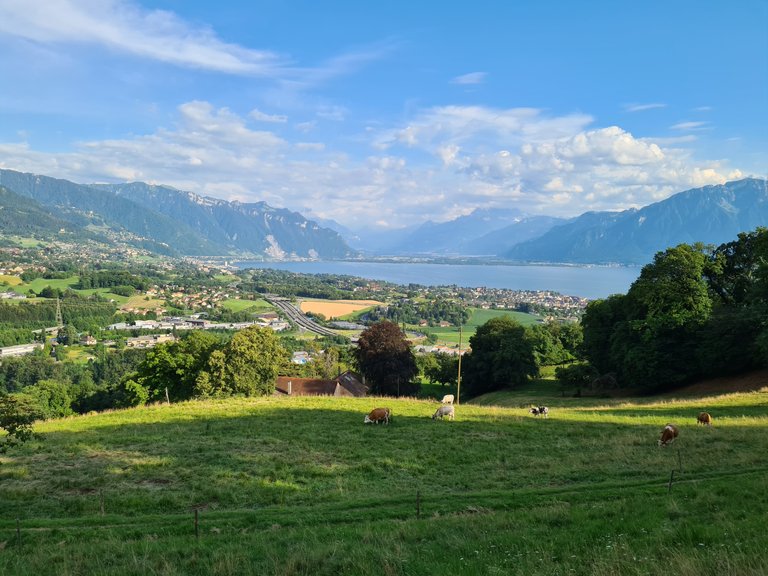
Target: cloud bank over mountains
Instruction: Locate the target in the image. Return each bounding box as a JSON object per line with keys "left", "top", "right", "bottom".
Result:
{"left": 0, "top": 101, "right": 741, "bottom": 230}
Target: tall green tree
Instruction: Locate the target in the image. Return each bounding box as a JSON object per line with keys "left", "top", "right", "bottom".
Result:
{"left": 136, "top": 331, "right": 222, "bottom": 401}
{"left": 196, "top": 326, "right": 287, "bottom": 397}
{"left": 461, "top": 316, "right": 537, "bottom": 397}
{"left": 355, "top": 321, "right": 419, "bottom": 396}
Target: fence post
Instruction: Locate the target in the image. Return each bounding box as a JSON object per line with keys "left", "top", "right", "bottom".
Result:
{"left": 99, "top": 489, "right": 105, "bottom": 516}
{"left": 194, "top": 508, "right": 199, "bottom": 539}
{"left": 667, "top": 470, "right": 675, "bottom": 493}
{"left": 16, "top": 518, "right": 20, "bottom": 547}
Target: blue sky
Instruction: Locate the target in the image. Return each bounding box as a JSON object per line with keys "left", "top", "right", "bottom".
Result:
{"left": 0, "top": 0, "right": 766, "bottom": 231}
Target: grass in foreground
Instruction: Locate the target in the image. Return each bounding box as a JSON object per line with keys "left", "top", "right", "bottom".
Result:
{"left": 1, "top": 386, "right": 767, "bottom": 575}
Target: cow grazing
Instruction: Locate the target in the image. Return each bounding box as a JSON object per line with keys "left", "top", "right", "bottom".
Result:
{"left": 697, "top": 412, "right": 713, "bottom": 426}
{"left": 530, "top": 406, "right": 549, "bottom": 417}
{"left": 658, "top": 424, "right": 679, "bottom": 446}
{"left": 441, "top": 394, "right": 455, "bottom": 404}
{"left": 432, "top": 405, "right": 455, "bottom": 420}
{"left": 364, "top": 407, "right": 391, "bottom": 425}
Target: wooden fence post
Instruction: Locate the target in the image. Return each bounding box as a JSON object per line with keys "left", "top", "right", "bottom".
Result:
{"left": 194, "top": 509, "right": 199, "bottom": 539}
{"left": 667, "top": 470, "right": 675, "bottom": 493}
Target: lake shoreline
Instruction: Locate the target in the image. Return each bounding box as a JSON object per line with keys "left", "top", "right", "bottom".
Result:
{"left": 234, "top": 260, "right": 641, "bottom": 300}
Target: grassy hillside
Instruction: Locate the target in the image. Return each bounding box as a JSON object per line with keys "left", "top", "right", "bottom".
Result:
{"left": 1, "top": 387, "right": 767, "bottom": 575}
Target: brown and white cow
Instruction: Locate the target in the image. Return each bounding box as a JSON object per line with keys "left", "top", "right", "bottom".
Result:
{"left": 697, "top": 412, "right": 712, "bottom": 426}
{"left": 658, "top": 423, "right": 679, "bottom": 446}
{"left": 364, "top": 407, "right": 391, "bottom": 424}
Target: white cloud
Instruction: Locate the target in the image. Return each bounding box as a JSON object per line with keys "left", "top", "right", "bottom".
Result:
{"left": 671, "top": 121, "right": 709, "bottom": 131}
{"left": 451, "top": 72, "right": 487, "bottom": 85}
{"left": 250, "top": 109, "right": 288, "bottom": 123}
{"left": 624, "top": 102, "right": 667, "bottom": 112}
{"left": 0, "top": 0, "right": 284, "bottom": 75}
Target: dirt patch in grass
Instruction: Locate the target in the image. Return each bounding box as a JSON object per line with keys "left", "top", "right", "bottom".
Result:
{"left": 670, "top": 368, "right": 768, "bottom": 395}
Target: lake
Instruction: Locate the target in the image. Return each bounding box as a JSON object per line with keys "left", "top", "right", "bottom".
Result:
{"left": 235, "top": 260, "right": 641, "bottom": 299}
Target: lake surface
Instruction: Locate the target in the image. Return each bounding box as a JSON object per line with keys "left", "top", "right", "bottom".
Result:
{"left": 235, "top": 260, "right": 641, "bottom": 299}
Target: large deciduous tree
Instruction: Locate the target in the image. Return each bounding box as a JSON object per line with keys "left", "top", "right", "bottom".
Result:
{"left": 135, "top": 330, "right": 222, "bottom": 401}
{"left": 355, "top": 321, "right": 418, "bottom": 396}
{"left": 461, "top": 316, "right": 537, "bottom": 397}
{"left": 195, "top": 326, "right": 287, "bottom": 397}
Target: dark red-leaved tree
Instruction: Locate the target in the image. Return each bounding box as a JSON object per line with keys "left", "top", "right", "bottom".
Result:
{"left": 355, "top": 321, "right": 419, "bottom": 396}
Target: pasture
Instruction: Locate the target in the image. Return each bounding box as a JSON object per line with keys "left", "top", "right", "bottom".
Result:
{"left": 420, "top": 307, "right": 541, "bottom": 346}
{"left": 220, "top": 297, "right": 273, "bottom": 313}
{"left": 1, "top": 383, "right": 767, "bottom": 575}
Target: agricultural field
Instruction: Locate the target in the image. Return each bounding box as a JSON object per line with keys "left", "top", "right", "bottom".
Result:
{"left": 119, "top": 294, "right": 166, "bottom": 311}
{"left": 0, "top": 274, "right": 23, "bottom": 287}
{"left": 420, "top": 307, "right": 541, "bottom": 346}
{"left": 220, "top": 298, "right": 273, "bottom": 313}
{"left": 1, "top": 377, "right": 767, "bottom": 575}
{"left": 299, "top": 299, "right": 382, "bottom": 319}
{"left": 11, "top": 275, "right": 79, "bottom": 294}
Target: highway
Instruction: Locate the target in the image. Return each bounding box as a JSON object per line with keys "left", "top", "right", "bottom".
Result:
{"left": 265, "top": 296, "right": 341, "bottom": 338}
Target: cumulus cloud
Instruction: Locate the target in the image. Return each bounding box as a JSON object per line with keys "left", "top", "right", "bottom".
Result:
{"left": 0, "top": 101, "right": 741, "bottom": 230}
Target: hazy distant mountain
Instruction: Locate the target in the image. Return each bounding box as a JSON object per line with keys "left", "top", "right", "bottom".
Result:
{"left": 367, "top": 208, "right": 538, "bottom": 255}
{"left": 0, "top": 169, "right": 356, "bottom": 259}
{"left": 506, "top": 178, "right": 768, "bottom": 264}
{"left": 463, "top": 215, "right": 567, "bottom": 256}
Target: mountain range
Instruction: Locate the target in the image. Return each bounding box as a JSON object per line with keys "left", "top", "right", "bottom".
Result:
{"left": 0, "top": 169, "right": 354, "bottom": 259}
{"left": 0, "top": 167, "right": 765, "bottom": 264}
{"left": 505, "top": 178, "right": 768, "bottom": 264}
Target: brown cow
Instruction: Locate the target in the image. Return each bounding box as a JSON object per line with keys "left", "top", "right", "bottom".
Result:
{"left": 364, "top": 407, "right": 391, "bottom": 424}
{"left": 697, "top": 412, "right": 713, "bottom": 426}
{"left": 658, "top": 423, "right": 679, "bottom": 446}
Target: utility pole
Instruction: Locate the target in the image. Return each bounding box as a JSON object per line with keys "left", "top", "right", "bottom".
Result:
{"left": 456, "top": 323, "right": 462, "bottom": 405}
{"left": 55, "top": 298, "right": 63, "bottom": 327}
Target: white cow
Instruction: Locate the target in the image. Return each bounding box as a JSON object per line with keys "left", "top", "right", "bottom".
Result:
{"left": 441, "top": 394, "right": 454, "bottom": 404}
{"left": 432, "top": 405, "right": 455, "bottom": 420}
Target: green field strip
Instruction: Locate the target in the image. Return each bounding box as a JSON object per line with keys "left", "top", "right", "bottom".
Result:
{"left": 2, "top": 466, "right": 764, "bottom": 539}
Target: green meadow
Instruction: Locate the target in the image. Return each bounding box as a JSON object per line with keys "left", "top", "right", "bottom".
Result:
{"left": 220, "top": 298, "right": 273, "bottom": 313}
{"left": 1, "top": 380, "right": 767, "bottom": 575}
{"left": 419, "top": 307, "right": 540, "bottom": 346}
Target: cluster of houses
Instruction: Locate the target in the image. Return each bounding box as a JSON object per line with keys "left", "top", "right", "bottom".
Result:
{"left": 0, "top": 290, "right": 26, "bottom": 300}
{"left": 106, "top": 314, "right": 289, "bottom": 334}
